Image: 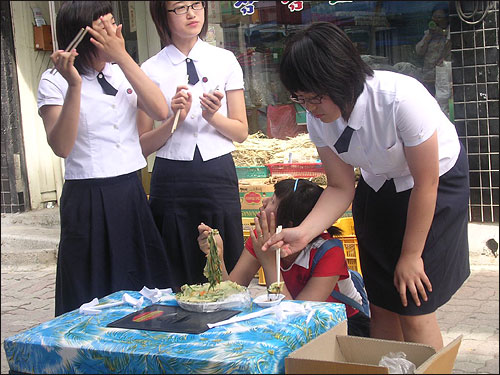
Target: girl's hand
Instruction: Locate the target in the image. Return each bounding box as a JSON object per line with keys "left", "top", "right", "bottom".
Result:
{"left": 86, "top": 16, "right": 127, "bottom": 64}
{"left": 200, "top": 90, "right": 224, "bottom": 122}
{"left": 262, "top": 226, "right": 309, "bottom": 257}
{"left": 171, "top": 85, "right": 192, "bottom": 124}
{"left": 394, "top": 254, "right": 432, "bottom": 307}
{"left": 50, "top": 49, "right": 81, "bottom": 86}
{"left": 250, "top": 211, "right": 278, "bottom": 264}
{"left": 256, "top": 197, "right": 271, "bottom": 219}
{"left": 197, "top": 222, "right": 223, "bottom": 258}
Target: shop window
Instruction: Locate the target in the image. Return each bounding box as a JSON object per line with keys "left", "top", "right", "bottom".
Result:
{"left": 208, "top": 1, "right": 453, "bottom": 136}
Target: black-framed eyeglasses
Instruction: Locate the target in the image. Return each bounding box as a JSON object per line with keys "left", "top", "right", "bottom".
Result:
{"left": 167, "top": 1, "right": 206, "bottom": 15}
{"left": 290, "top": 94, "right": 324, "bottom": 105}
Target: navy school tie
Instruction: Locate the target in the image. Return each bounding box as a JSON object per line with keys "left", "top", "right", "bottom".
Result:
{"left": 334, "top": 126, "right": 355, "bottom": 154}
{"left": 186, "top": 58, "right": 199, "bottom": 85}
{"left": 97, "top": 72, "right": 118, "bottom": 96}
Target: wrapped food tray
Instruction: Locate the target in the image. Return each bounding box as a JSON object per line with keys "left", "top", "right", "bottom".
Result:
{"left": 176, "top": 289, "right": 252, "bottom": 313}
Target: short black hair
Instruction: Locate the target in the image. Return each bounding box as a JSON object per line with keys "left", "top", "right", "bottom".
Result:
{"left": 280, "top": 22, "right": 373, "bottom": 121}
{"left": 149, "top": 1, "right": 208, "bottom": 48}
{"left": 274, "top": 179, "right": 342, "bottom": 237}
{"left": 56, "top": 1, "right": 113, "bottom": 75}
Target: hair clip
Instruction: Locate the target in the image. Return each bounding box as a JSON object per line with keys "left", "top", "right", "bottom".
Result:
{"left": 293, "top": 179, "right": 299, "bottom": 192}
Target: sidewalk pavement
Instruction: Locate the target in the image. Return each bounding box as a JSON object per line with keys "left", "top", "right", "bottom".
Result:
{"left": 1, "top": 208, "right": 499, "bottom": 374}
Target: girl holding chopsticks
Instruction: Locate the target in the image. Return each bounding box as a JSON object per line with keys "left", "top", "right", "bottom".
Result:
{"left": 137, "top": 1, "right": 248, "bottom": 290}
{"left": 198, "top": 179, "right": 371, "bottom": 337}
{"left": 263, "top": 22, "right": 469, "bottom": 350}
{"left": 37, "top": 1, "right": 172, "bottom": 316}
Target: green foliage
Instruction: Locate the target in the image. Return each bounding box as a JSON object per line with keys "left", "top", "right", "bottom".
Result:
{"left": 203, "top": 229, "right": 222, "bottom": 290}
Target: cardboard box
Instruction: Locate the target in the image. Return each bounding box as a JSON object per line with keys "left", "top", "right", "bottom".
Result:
{"left": 239, "top": 180, "right": 274, "bottom": 218}
{"left": 286, "top": 325, "right": 462, "bottom": 374}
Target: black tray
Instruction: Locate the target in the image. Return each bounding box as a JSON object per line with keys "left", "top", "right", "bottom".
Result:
{"left": 107, "top": 304, "right": 240, "bottom": 334}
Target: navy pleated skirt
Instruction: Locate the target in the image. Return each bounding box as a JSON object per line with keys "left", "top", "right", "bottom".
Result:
{"left": 353, "top": 143, "right": 470, "bottom": 315}
{"left": 149, "top": 147, "right": 244, "bottom": 290}
{"left": 55, "top": 171, "right": 172, "bottom": 316}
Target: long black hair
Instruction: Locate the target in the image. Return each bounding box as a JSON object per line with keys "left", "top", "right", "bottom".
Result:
{"left": 280, "top": 22, "right": 373, "bottom": 121}
{"left": 56, "top": 1, "right": 113, "bottom": 75}
{"left": 149, "top": 1, "right": 209, "bottom": 48}
{"left": 274, "top": 179, "right": 342, "bottom": 237}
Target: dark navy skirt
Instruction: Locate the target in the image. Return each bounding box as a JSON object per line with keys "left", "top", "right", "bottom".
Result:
{"left": 353, "top": 143, "right": 470, "bottom": 315}
{"left": 55, "top": 171, "right": 172, "bottom": 316}
{"left": 149, "top": 147, "right": 244, "bottom": 290}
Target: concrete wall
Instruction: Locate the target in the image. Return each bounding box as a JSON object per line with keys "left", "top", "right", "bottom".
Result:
{"left": 9, "top": 1, "right": 64, "bottom": 210}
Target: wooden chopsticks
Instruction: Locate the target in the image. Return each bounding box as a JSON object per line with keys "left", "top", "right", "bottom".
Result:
{"left": 50, "top": 27, "right": 88, "bottom": 75}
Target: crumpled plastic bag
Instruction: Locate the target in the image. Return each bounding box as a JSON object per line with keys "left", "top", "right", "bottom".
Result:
{"left": 435, "top": 60, "right": 452, "bottom": 115}
{"left": 379, "top": 352, "right": 416, "bottom": 374}
{"left": 140, "top": 286, "right": 175, "bottom": 303}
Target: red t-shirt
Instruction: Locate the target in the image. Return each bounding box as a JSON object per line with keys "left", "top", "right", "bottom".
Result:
{"left": 246, "top": 231, "right": 359, "bottom": 317}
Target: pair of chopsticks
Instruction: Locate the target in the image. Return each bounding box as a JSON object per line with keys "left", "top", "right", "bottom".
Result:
{"left": 50, "top": 27, "right": 88, "bottom": 75}
{"left": 276, "top": 225, "right": 283, "bottom": 286}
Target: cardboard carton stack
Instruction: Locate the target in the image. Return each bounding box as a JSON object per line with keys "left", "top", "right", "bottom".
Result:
{"left": 239, "top": 179, "right": 274, "bottom": 219}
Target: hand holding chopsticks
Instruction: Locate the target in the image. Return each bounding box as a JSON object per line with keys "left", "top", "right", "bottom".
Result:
{"left": 171, "top": 75, "right": 190, "bottom": 133}
{"left": 50, "top": 28, "right": 88, "bottom": 75}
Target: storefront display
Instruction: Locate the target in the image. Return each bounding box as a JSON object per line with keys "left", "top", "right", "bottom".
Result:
{"left": 207, "top": 1, "right": 453, "bottom": 135}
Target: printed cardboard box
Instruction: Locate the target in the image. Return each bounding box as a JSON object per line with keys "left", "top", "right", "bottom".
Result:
{"left": 286, "top": 325, "right": 462, "bottom": 374}
{"left": 239, "top": 180, "right": 274, "bottom": 218}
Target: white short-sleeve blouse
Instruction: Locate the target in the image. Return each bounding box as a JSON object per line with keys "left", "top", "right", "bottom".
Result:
{"left": 140, "top": 38, "right": 245, "bottom": 162}
{"left": 308, "top": 70, "right": 460, "bottom": 192}
{"left": 37, "top": 62, "right": 146, "bottom": 180}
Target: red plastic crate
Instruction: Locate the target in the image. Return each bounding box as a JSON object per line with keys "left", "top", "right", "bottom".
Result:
{"left": 265, "top": 163, "right": 325, "bottom": 178}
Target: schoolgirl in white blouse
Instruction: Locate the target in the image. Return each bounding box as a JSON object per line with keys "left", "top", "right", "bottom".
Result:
{"left": 264, "top": 22, "right": 470, "bottom": 351}
{"left": 37, "top": 1, "right": 172, "bottom": 316}
{"left": 138, "top": 1, "right": 248, "bottom": 290}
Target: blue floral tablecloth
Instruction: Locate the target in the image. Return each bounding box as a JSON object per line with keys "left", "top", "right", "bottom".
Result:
{"left": 4, "top": 290, "right": 346, "bottom": 374}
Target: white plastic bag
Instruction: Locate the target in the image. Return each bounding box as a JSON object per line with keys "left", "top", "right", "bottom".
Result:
{"left": 435, "top": 61, "right": 452, "bottom": 114}
{"left": 379, "top": 352, "right": 416, "bottom": 374}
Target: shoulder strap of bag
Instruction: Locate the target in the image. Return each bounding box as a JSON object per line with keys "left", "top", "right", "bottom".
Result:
{"left": 311, "top": 239, "right": 366, "bottom": 314}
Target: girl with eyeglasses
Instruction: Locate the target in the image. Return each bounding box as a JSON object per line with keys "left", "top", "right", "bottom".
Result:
{"left": 138, "top": 1, "right": 249, "bottom": 290}
{"left": 263, "top": 22, "right": 469, "bottom": 351}
{"left": 37, "top": 1, "right": 172, "bottom": 316}
{"left": 198, "top": 179, "right": 371, "bottom": 337}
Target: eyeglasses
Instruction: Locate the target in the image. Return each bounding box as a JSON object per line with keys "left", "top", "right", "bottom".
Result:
{"left": 290, "top": 94, "right": 324, "bottom": 105}
{"left": 167, "top": 1, "right": 206, "bottom": 15}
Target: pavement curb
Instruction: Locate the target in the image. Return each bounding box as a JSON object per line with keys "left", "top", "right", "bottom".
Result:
{"left": 1, "top": 244, "right": 58, "bottom": 266}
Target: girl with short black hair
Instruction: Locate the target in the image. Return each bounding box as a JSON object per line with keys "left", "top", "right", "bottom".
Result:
{"left": 38, "top": 1, "right": 171, "bottom": 316}
{"left": 198, "top": 178, "right": 371, "bottom": 337}
{"left": 265, "top": 22, "right": 469, "bottom": 350}
{"left": 138, "top": 1, "right": 248, "bottom": 290}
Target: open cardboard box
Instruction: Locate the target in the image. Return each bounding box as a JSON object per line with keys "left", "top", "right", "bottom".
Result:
{"left": 286, "top": 321, "right": 462, "bottom": 374}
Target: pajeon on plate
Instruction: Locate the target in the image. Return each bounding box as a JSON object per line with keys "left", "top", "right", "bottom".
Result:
{"left": 176, "top": 280, "right": 251, "bottom": 313}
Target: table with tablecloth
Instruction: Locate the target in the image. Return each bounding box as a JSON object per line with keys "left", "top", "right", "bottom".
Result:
{"left": 4, "top": 290, "right": 346, "bottom": 374}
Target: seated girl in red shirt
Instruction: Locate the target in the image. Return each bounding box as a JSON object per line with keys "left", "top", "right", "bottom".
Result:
{"left": 198, "top": 178, "right": 370, "bottom": 337}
